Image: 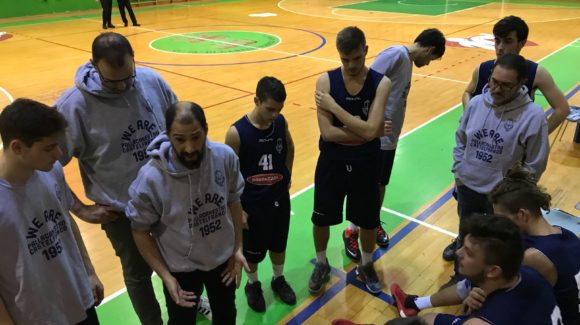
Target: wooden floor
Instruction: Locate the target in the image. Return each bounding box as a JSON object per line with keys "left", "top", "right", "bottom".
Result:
{"left": 0, "top": 0, "right": 579, "bottom": 323}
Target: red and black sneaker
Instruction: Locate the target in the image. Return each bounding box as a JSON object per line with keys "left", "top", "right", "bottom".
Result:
{"left": 342, "top": 228, "right": 361, "bottom": 261}
{"left": 390, "top": 283, "right": 420, "bottom": 317}
{"left": 376, "top": 224, "right": 390, "bottom": 248}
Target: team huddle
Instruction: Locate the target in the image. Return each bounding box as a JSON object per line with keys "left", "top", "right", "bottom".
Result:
{"left": 0, "top": 14, "right": 577, "bottom": 325}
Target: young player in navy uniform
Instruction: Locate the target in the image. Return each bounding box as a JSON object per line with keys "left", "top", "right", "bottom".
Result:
{"left": 490, "top": 165, "right": 580, "bottom": 325}
{"left": 421, "top": 215, "right": 561, "bottom": 325}
{"left": 342, "top": 28, "right": 446, "bottom": 262}
{"left": 225, "top": 76, "right": 296, "bottom": 312}
{"left": 309, "top": 26, "right": 391, "bottom": 294}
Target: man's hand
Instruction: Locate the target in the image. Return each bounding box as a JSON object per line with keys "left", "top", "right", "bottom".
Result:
{"left": 221, "top": 249, "right": 250, "bottom": 288}
{"left": 76, "top": 204, "right": 121, "bottom": 224}
{"left": 315, "top": 90, "right": 338, "bottom": 113}
{"left": 242, "top": 210, "right": 249, "bottom": 230}
{"left": 463, "top": 287, "right": 486, "bottom": 314}
{"left": 384, "top": 120, "right": 393, "bottom": 135}
{"left": 89, "top": 273, "right": 105, "bottom": 306}
{"left": 162, "top": 275, "right": 197, "bottom": 307}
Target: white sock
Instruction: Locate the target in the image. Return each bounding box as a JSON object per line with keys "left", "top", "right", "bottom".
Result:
{"left": 348, "top": 222, "right": 359, "bottom": 232}
{"left": 316, "top": 250, "right": 327, "bottom": 264}
{"left": 361, "top": 251, "right": 372, "bottom": 265}
{"left": 415, "top": 296, "right": 433, "bottom": 310}
{"left": 247, "top": 271, "right": 258, "bottom": 284}
{"left": 272, "top": 264, "right": 284, "bottom": 279}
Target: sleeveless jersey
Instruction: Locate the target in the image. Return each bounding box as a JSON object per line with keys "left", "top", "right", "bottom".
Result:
{"left": 319, "top": 67, "right": 383, "bottom": 160}
{"left": 234, "top": 114, "right": 290, "bottom": 204}
{"left": 525, "top": 227, "right": 580, "bottom": 325}
{"left": 473, "top": 59, "right": 538, "bottom": 100}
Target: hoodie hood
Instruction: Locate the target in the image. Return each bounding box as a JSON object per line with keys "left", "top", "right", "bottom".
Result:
{"left": 482, "top": 84, "right": 533, "bottom": 112}
{"left": 74, "top": 62, "right": 130, "bottom": 99}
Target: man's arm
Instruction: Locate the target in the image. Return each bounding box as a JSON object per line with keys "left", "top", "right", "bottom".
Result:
{"left": 69, "top": 215, "right": 104, "bottom": 306}
{"left": 521, "top": 113, "right": 549, "bottom": 181}
{"left": 222, "top": 201, "right": 249, "bottom": 288}
{"left": 224, "top": 126, "right": 241, "bottom": 155}
{"left": 535, "top": 66, "right": 570, "bottom": 133}
{"left": 285, "top": 119, "right": 295, "bottom": 180}
{"left": 316, "top": 75, "right": 392, "bottom": 141}
{"left": 523, "top": 248, "right": 557, "bottom": 286}
{"left": 462, "top": 67, "right": 479, "bottom": 110}
{"left": 315, "top": 74, "right": 366, "bottom": 144}
{"left": 132, "top": 229, "right": 196, "bottom": 307}
{"left": 70, "top": 191, "right": 120, "bottom": 224}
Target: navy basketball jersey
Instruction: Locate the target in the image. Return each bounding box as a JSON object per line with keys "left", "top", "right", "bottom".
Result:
{"left": 319, "top": 67, "right": 383, "bottom": 160}
{"left": 525, "top": 227, "right": 580, "bottom": 325}
{"left": 473, "top": 59, "right": 538, "bottom": 99}
{"left": 470, "top": 266, "right": 561, "bottom": 325}
{"left": 234, "top": 114, "right": 290, "bottom": 204}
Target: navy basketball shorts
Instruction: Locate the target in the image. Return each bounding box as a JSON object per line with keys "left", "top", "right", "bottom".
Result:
{"left": 434, "top": 313, "right": 468, "bottom": 325}
{"left": 312, "top": 153, "right": 380, "bottom": 229}
{"left": 378, "top": 148, "right": 396, "bottom": 186}
{"left": 242, "top": 193, "right": 291, "bottom": 264}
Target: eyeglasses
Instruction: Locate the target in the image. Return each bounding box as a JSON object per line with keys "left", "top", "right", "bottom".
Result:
{"left": 92, "top": 60, "right": 136, "bottom": 89}
{"left": 488, "top": 77, "right": 519, "bottom": 91}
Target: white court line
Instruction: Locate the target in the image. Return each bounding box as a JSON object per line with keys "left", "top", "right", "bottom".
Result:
{"left": 0, "top": 86, "right": 14, "bottom": 150}
{"left": 382, "top": 207, "right": 458, "bottom": 238}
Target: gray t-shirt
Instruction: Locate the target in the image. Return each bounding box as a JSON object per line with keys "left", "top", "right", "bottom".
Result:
{"left": 370, "top": 45, "right": 413, "bottom": 150}
{"left": 0, "top": 163, "right": 94, "bottom": 325}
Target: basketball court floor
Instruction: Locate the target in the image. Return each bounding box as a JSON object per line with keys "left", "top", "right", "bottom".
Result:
{"left": 0, "top": 0, "right": 579, "bottom": 323}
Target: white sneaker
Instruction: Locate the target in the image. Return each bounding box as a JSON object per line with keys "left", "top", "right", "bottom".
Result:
{"left": 197, "top": 295, "right": 212, "bottom": 321}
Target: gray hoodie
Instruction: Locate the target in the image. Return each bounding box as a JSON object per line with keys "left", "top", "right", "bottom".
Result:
{"left": 56, "top": 62, "right": 177, "bottom": 211}
{"left": 452, "top": 85, "right": 549, "bottom": 193}
{"left": 126, "top": 133, "right": 245, "bottom": 272}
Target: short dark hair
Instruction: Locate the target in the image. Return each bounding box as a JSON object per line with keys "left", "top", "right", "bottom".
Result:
{"left": 493, "top": 16, "right": 529, "bottom": 43}
{"left": 414, "top": 28, "right": 446, "bottom": 58}
{"left": 489, "top": 163, "right": 550, "bottom": 217}
{"left": 166, "top": 101, "right": 207, "bottom": 131}
{"left": 256, "top": 76, "right": 286, "bottom": 103}
{"left": 336, "top": 26, "right": 366, "bottom": 54}
{"left": 461, "top": 214, "right": 524, "bottom": 280}
{"left": 92, "top": 32, "right": 135, "bottom": 67}
{"left": 494, "top": 54, "right": 527, "bottom": 81}
{"left": 385, "top": 316, "right": 427, "bottom": 325}
{"left": 0, "top": 98, "right": 68, "bottom": 146}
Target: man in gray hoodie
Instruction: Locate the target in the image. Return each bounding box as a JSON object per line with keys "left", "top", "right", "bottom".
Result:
{"left": 127, "top": 101, "right": 248, "bottom": 325}
{"left": 55, "top": 32, "right": 177, "bottom": 324}
{"left": 445, "top": 53, "right": 549, "bottom": 287}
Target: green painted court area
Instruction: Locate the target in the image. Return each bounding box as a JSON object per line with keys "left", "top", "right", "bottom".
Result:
{"left": 337, "top": 0, "right": 580, "bottom": 16}
{"left": 150, "top": 31, "right": 281, "bottom": 55}
{"left": 95, "top": 40, "right": 580, "bottom": 324}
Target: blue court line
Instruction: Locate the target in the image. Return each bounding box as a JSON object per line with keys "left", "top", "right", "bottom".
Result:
{"left": 286, "top": 188, "right": 454, "bottom": 324}
{"left": 287, "top": 84, "right": 579, "bottom": 324}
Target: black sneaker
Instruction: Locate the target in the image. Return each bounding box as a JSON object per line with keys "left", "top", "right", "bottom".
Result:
{"left": 356, "top": 262, "right": 382, "bottom": 293}
{"left": 271, "top": 276, "right": 296, "bottom": 305}
{"left": 442, "top": 238, "right": 458, "bottom": 261}
{"left": 376, "top": 225, "right": 390, "bottom": 248}
{"left": 244, "top": 281, "right": 266, "bottom": 312}
{"left": 342, "top": 228, "right": 361, "bottom": 261}
{"left": 308, "top": 259, "right": 330, "bottom": 294}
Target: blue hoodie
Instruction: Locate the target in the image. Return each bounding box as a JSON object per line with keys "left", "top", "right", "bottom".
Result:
{"left": 126, "top": 133, "right": 245, "bottom": 272}
{"left": 55, "top": 62, "right": 177, "bottom": 211}
{"left": 452, "top": 85, "right": 549, "bottom": 193}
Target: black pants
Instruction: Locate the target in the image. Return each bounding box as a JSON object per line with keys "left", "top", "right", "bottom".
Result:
{"left": 118, "top": 0, "right": 138, "bottom": 25}
{"left": 99, "top": 0, "right": 113, "bottom": 25}
{"left": 164, "top": 261, "right": 236, "bottom": 325}
{"left": 76, "top": 306, "right": 100, "bottom": 325}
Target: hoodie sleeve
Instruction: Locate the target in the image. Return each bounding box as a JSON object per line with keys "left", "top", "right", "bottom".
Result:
{"left": 226, "top": 150, "right": 245, "bottom": 204}
{"left": 126, "top": 166, "right": 162, "bottom": 231}
{"left": 55, "top": 88, "right": 87, "bottom": 166}
{"left": 452, "top": 101, "right": 472, "bottom": 174}
{"left": 370, "top": 48, "right": 401, "bottom": 77}
{"left": 521, "top": 110, "right": 549, "bottom": 181}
